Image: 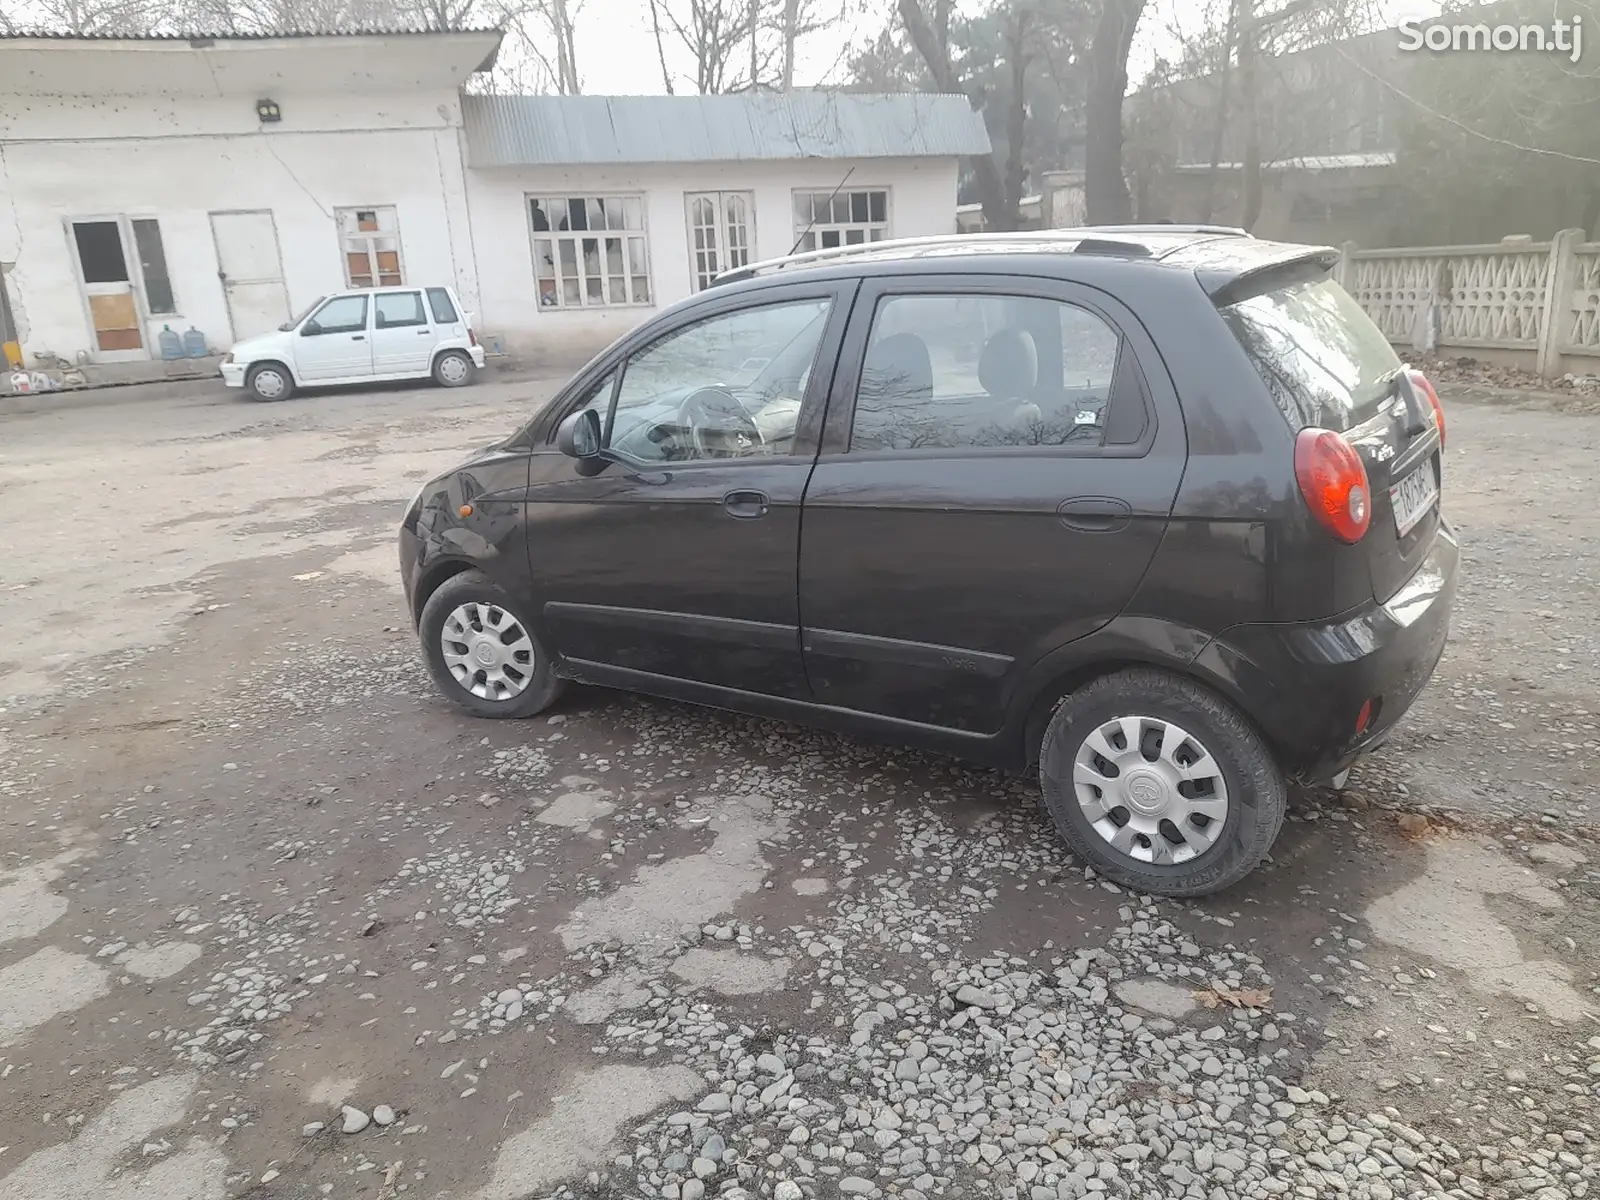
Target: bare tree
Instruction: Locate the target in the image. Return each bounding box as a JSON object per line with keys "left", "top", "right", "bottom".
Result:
{"left": 516, "top": 0, "right": 581, "bottom": 93}
{"left": 781, "top": 0, "right": 797, "bottom": 88}
{"left": 652, "top": 0, "right": 753, "bottom": 93}
{"left": 1083, "top": 0, "right": 1145, "bottom": 224}
{"left": 9, "top": 0, "right": 156, "bottom": 33}
{"left": 647, "top": 0, "right": 677, "bottom": 93}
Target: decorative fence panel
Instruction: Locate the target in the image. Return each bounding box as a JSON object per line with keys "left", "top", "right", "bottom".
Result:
{"left": 1341, "top": 230, "right": 1600, "bottom": 378}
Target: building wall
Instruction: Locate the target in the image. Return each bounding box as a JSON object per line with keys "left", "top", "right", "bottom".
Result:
{"left": 0, "top": 87, "right": 476, "bottom": 363}
{"left": 464, "top": 157, "right": 960, "bottom": 362}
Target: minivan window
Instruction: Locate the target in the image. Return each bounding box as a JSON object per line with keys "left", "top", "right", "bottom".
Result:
{"left": 1221, "top": 276, "right": 1402, "bottom": 432}
{"left": 426, "top": 287, "right": 459, "bottom": 324}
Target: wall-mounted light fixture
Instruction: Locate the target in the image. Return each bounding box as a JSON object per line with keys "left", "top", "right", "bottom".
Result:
{"left": 256, "top": 99, "right": 282, "bottom": 124}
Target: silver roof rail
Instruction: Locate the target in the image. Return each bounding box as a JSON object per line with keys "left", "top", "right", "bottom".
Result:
{"left": 709, "top": 227, "right": 1181, "bottom": 287}
{"left": 1079, "top": 223, "right": 1253, "bottom": 238}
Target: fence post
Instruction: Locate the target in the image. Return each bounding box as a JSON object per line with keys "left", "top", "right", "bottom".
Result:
{"left": 1412, "top": 258, "right": 1444, "bottom": 355}
{"left": 1335, "top": 241, "right": 1357, "bottom": 291}
{"left": 1536, "top": 227, "right": 1583, "bottom": 380}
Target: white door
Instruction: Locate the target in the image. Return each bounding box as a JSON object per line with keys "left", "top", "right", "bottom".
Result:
{"left": 210, "top": 210, "right": 290, "bottom": 342}
{"left": 69, "top": 219, "right": 147, "bottom": 361}
{"left": 685, "top": 191, "right": 754, "bottom": 291}
{"left": 369, "top": 290, "right": 434, "bottom": 376}
{"left": 294, "top": 294, "right": 373, "bottom": 382}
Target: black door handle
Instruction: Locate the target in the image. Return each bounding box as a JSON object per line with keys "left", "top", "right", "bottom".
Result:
{"left": 723, "top": 489, "right": 770, "bottom": 519}
{"left": 417, "top": 329, "right": 432, "bottom": 335}
{"left": 1057, "top": 496, "right": 1132, "bottom": 533}
{"left": 351, "top": 335, "right": 366, "bottom": 341}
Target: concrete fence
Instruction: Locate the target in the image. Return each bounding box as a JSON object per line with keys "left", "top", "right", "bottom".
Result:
{"left": 1336, "top": 229, "right": 1600, "bottom": 379}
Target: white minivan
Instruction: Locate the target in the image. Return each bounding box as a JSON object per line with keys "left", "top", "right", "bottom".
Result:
{"left": 220, "top": 286, "right": 487, "bottom": 402}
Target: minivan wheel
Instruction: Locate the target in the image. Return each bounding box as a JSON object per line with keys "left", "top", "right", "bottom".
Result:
{"left": 1038, "top": 668, "right": 1286, "bottom": 897}
{"left": 418, "top": 569, "right": 564, "bottom": 719}
{"left": 433, "top": 349, "right": 476, "bottom": 388}
{"left": 246, "top": 362, "right": 293, "bottom": 402}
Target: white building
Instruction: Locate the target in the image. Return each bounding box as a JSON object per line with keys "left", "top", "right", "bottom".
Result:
{"left": 0, "top": 30, "right": 991, "bottom": 377}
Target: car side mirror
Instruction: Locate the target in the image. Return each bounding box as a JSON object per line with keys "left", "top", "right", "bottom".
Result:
{"left": 557, "top": 408, "right": 603, "bottom": 460}
{"left": 301, "top": 320, "right": 321, "bottom": 337}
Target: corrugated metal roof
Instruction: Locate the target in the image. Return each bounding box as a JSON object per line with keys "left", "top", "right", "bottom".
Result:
{"left": 2, "top": 26, "right": 502, "bottom": 39}
{"left": 463, "top": 92, "right": 992, "bottom": 167}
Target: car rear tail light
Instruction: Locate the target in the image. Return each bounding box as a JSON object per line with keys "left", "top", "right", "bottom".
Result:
{"left": 1294, "top": 427, "right": 1371, "bottom": 544}
{"left": 1407, "top": 368, "right": 1445, "bottom": 448}
{"left": 1355, "top": 698, "right": 1374, "bottom": 737}
{"left": 469, "top": 327, "right": 479, "bottom": 347}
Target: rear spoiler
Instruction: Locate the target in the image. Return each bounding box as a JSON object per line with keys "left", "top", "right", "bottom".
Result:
{"left": 1202, "top": 246, "right": 1341, "bottom": 308}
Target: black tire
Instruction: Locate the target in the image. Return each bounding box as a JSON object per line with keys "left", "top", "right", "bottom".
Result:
{"left": 433, "top": 349, "right": 476, "bottom": 389}
{"left": 1038, "top": 668, "right": 1286, "bottom": 897}
{"left": 418, "top": 569, "right": 564, "bottom": 719}
{"left": 246, "top": 361, "right": 294, "bottom": 402}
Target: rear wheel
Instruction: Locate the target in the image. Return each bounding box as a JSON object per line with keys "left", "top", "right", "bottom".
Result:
{"left": 1038, "top": 668, "right": 1286, "bottom": 897}
{"left": 418, "top": 570, "right": 564, "bottom": 719}
{"left": 246, "top": 362, "right": 293, "bottom": 402}
{"left": 433, "top": 349, "right": 476, "bottom": 388}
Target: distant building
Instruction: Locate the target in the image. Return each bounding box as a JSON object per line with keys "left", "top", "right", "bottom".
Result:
{"left": 1128, "top": 29, "right": 1407, "bottom": 246}
{"left": 0, "top": 31, "right": 990, "bottom": 372}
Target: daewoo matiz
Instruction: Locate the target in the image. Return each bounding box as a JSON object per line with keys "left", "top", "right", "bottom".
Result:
{"left": 399, "top": 226, "right": 1457, "bottom": 896}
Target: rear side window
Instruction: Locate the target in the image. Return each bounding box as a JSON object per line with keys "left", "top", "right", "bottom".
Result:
{"left": 375, "top": 291, "right": 427, "bottom": 328}
{"left": 849, "top": 292, "right": 1125, "bottom": 451}
{"left": 1221, "top": 276, "right": 1402, "bottom": 432}
{"left": 426, "top": 287, "right": 459, "bottom": 324}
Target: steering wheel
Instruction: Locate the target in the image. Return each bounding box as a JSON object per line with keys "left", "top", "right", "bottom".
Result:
{"left": 677, "top": 386, "right": 764, "bottom": 459}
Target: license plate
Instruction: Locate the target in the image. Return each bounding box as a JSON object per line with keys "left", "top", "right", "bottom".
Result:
{"left": 1390, "top": 459, "right": 1439, "bottom": 537}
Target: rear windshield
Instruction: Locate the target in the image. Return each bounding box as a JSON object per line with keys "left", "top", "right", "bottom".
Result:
{"left": 1220, "top": 276, "right": 1401, "bottom": 432}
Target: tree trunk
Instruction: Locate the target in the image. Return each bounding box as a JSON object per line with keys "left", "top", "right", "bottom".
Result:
{"left": 1581, "top": 183, "right": 1600, "bottom": 241}
{"left": 550, "top": 0, "right": 580, "bottom": 93}
{"left": 1238, "top": 0, "right": 1262, "bottom": 230}
{"left": 1200, "top": 0, "right": 1239, "bottom": 223}
{"left": 1002, "top": 6, "right": 1032, "bottom": 226}
{"left": 1235, "top": 0, "right": 1260, "bottom": 232}
{"left": 896, "top": 0, "right": 1016, "bottom": 231}
{"left": 750, "top": 0, "right": 760, "bottom": 90}
{"left": 1084, "top": 0, "right": 1146, "bottom": 225}
{"left": 648, "top": 0, "right": 676, "bottom": 94}
{"left": 781, "top": 0, "right": 798, "bottom": 88}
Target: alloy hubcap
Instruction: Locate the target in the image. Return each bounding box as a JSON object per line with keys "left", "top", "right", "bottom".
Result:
{"left": 1072, "top": 715, "right": 1230, "bottom": 866}
{"left": 440, "top": 602, "right": 535, "bottom": 700}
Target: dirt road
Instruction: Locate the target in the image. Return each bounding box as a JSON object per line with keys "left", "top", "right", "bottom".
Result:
{"left": 0, "top": 380, "right": 1595, "bottom": 1200}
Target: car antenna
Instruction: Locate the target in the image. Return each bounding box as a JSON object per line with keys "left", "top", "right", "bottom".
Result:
{"left": 788, "top": 166, "right": 856, "bottom": 257}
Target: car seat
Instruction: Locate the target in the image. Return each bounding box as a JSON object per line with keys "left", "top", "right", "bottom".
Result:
{"left": 979, "top": 328, "right": 1043, "bottom": 428}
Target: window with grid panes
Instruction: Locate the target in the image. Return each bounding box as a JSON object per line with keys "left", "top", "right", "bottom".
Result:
{"left": 791, "top": 188, "right": 888, "bottom": 252}
{"left": 337, "top": 206, "right": 403, "bottom": 288}
{"left": 530, "top": 195, "right": 651, "bottom": 308}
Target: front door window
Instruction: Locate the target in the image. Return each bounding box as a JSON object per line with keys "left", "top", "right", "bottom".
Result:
{"left": 605, "top": 297, "right": 832, "bottom": 462}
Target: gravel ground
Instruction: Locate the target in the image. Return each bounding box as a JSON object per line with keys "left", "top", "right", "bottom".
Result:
{"left": 0, "top": 379, "right": 1595, "bottom": 1200}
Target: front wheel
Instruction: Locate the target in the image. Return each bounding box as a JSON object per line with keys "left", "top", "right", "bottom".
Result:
{"left": 1038, "top": 668, "right": 1286, "bottom": 897}
{"left": 246, "top": 362, "right": 294, "bottom": 402}
{"left": 433, "top": 349, "right": 476, "bottom": 389}
{"left": 418, "top": 570, "right": 564, "bottom": 719}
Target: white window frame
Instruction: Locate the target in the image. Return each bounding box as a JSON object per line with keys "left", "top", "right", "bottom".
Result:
{"left": 529, "top": 194, "right": 653, "bottom": 310}
{"left": 336, "top": 205, "right": 404, "bottom": 289}
{"left": 685, "top": 190, "right": 756, "bottom": 291}
{"left": 791, "top": 187, "right": 891, "bottom": 253}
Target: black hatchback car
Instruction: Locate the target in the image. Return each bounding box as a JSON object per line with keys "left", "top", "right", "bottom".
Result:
{"left": 399, "top": 226, "right": 1456, "bottom": 897}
